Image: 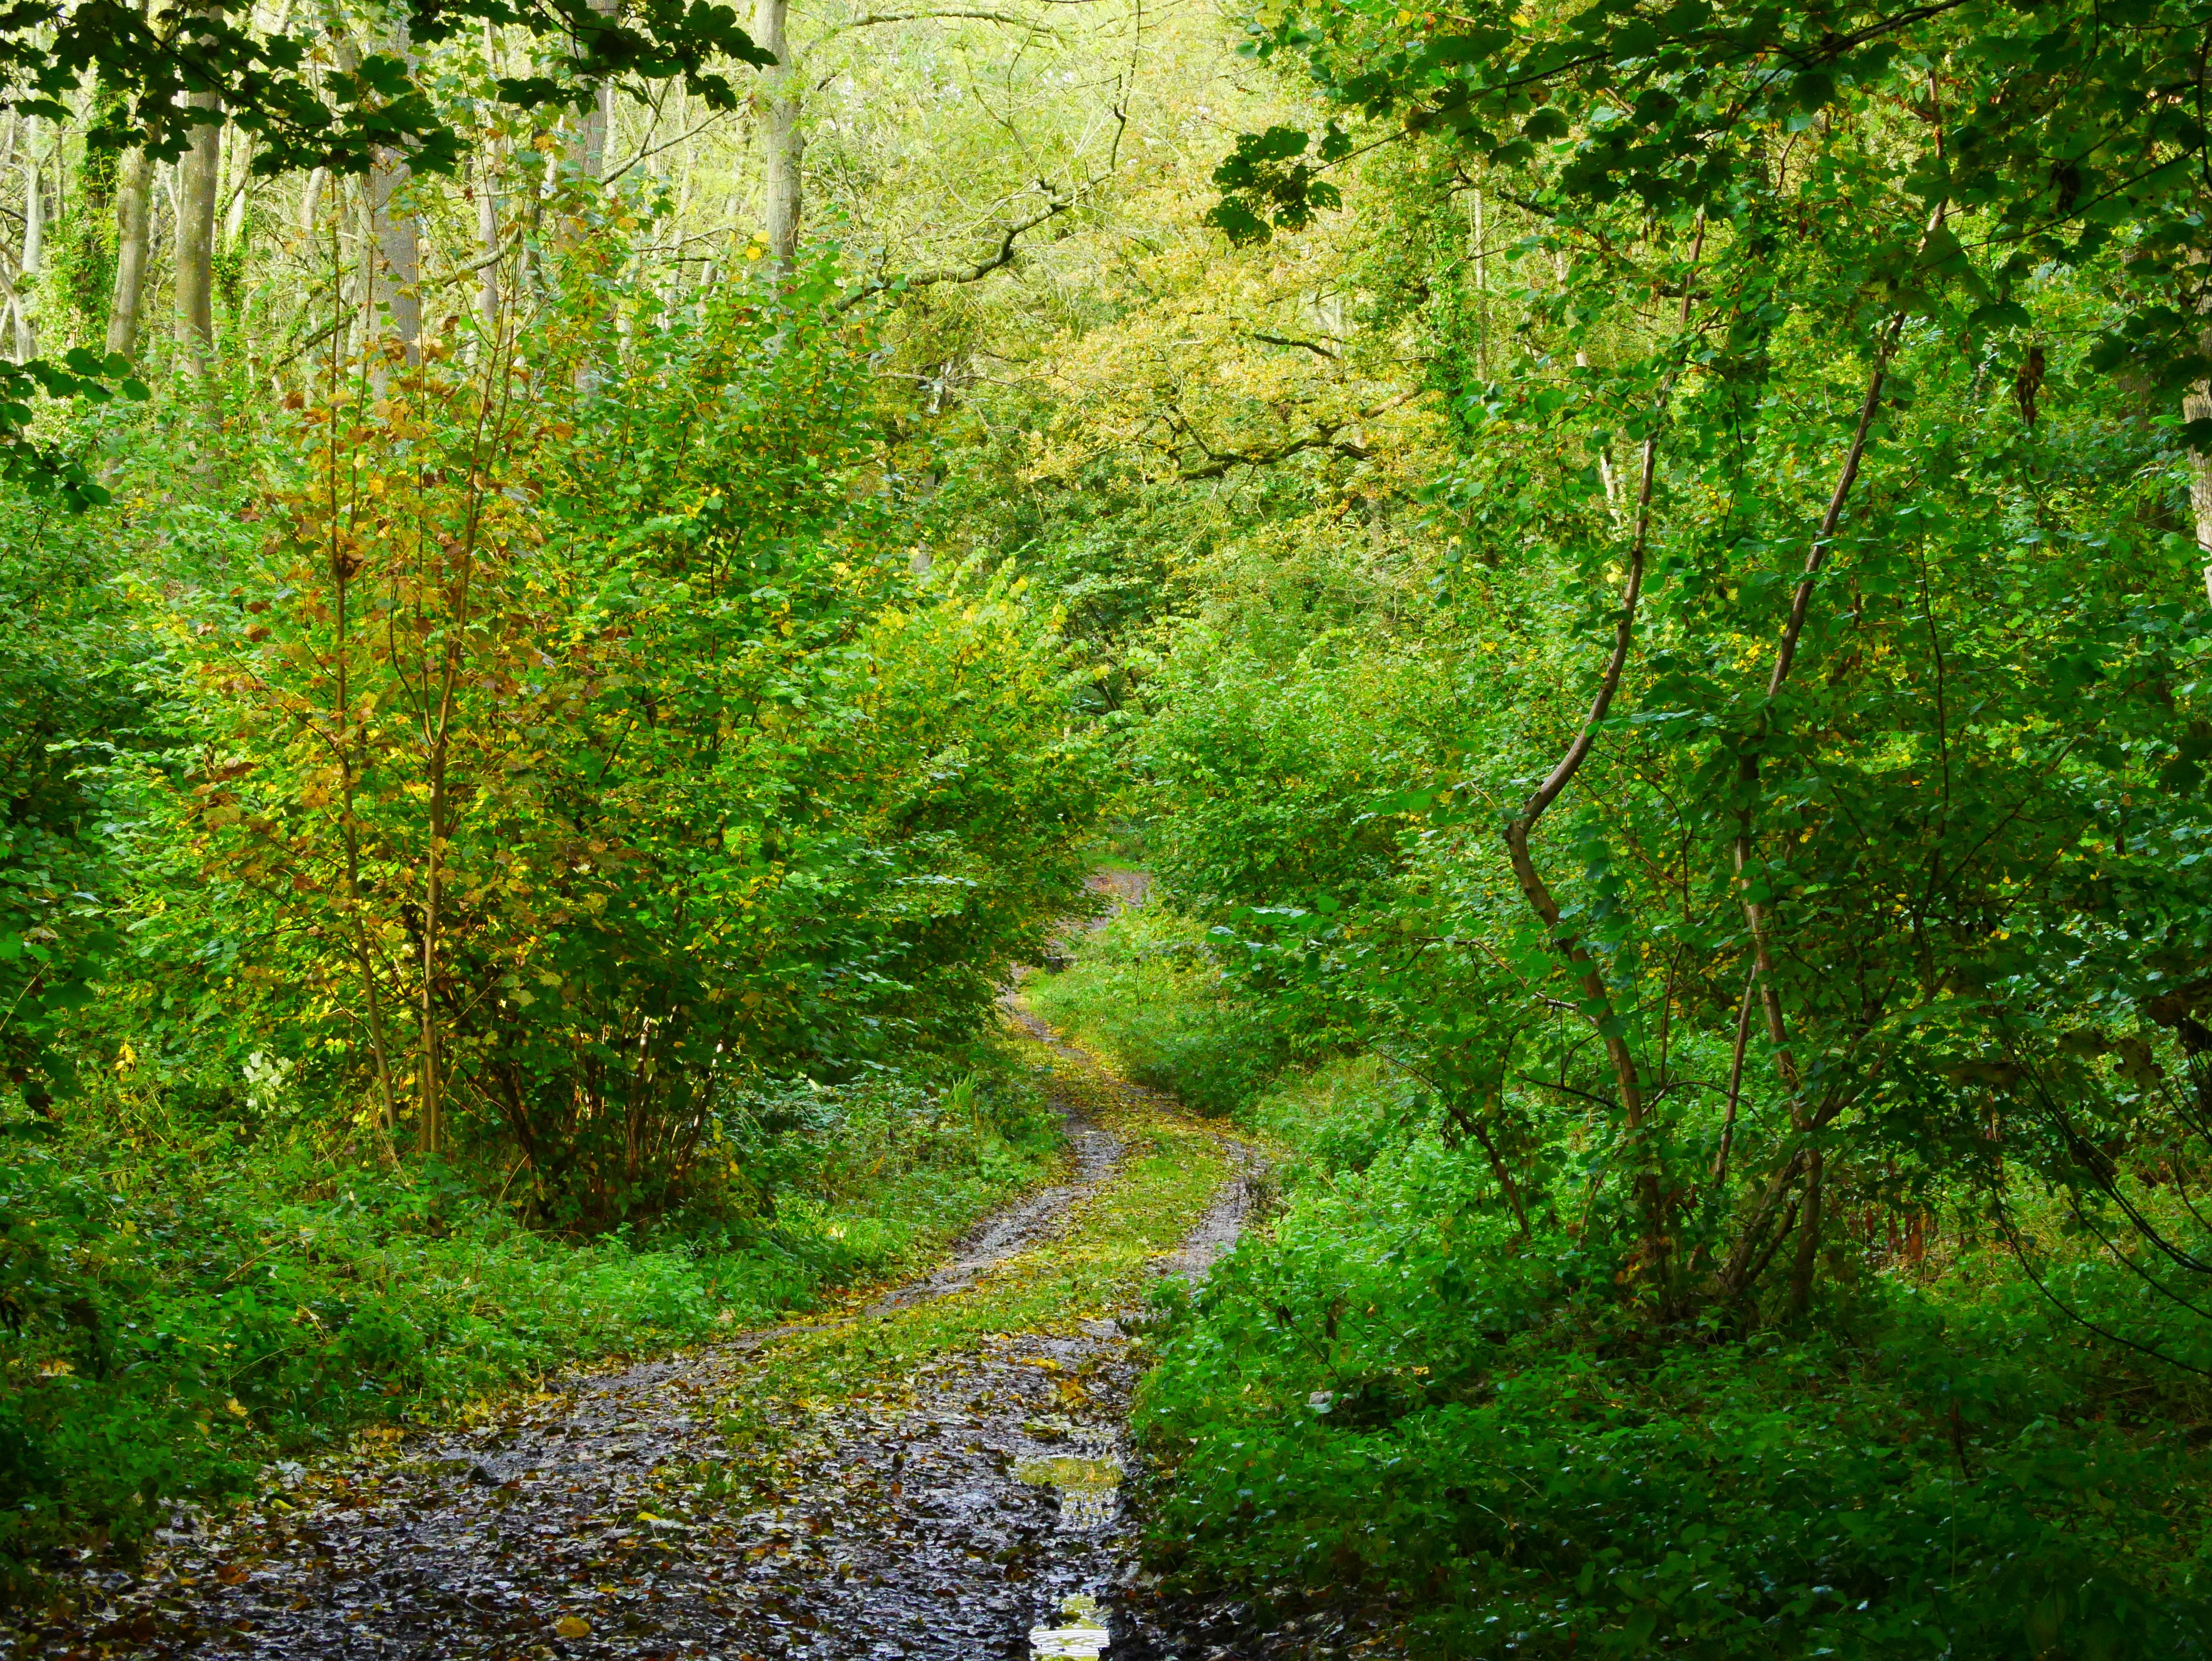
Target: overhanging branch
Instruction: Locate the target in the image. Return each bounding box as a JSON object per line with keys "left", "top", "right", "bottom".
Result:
{"left": 1173, "top": 386, "right": 1419, "bottom": 481}
{"left": 835, "top": 192, "right": 1075, "bottom": 311}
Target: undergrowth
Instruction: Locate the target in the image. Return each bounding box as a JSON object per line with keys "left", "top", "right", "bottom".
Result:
{"left": 0, "top": 1058, "right": 1058, "bottom": 1574}
{"left": 1023, "top": 909, "right": 2212, "bottom": 1659}
{"left": 1022, "top": 905, "right": 1287, "bottom": 1118}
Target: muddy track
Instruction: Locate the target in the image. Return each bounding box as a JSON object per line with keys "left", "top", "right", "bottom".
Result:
{"left": 16, "top": 1026, "right": 1269, "bottom": 1661}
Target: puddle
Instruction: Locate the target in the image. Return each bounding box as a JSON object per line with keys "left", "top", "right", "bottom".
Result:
{"left": 1031, "top": 1591, "right": 1111, "bottom": 1658}
{"left": 16, "top": 1030, "right": 1277, "bottom": 1661}
{"left": 1012, "top": 1453, "right": 1122, "bottom": 1530}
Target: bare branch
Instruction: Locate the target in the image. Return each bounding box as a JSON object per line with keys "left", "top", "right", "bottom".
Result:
{"left": 819, "top": 9, "right": 1065, "bottom": 38}
{"left": 835, "top": 192, "right": 1075, "bottom": 311}
{"left": 1249, "top": 331, "right": 1340, "bottom": 359}
{"left": 425, "top": 227, "right": 521, "bottom": 288}
{"left": 1173, "top": 386, "right": 1419, "bottom": 481}
{"left": 602, "top": 110, "right": 732, "bottom": 187}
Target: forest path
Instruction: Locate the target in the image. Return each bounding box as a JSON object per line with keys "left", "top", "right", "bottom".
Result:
{"left": 65, "top": 1010, "right": 1262, "bottom": 1661}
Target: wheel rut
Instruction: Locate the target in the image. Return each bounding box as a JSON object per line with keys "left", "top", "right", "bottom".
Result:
{"left": 28, "top": 1023, "right": 1263, "bottom": 1661}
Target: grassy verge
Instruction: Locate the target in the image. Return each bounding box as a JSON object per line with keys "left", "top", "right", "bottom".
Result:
{"left": 1022, "top": 905, "right": 1288, "bottom": 1118}
{"left": 729, "top": 1031, "right": 1229, "bottom": 1403}
{"left": 1014, "top": 906, "right": 2212, "bottom": 1658}
{"left": 0, "top": 1057, "right": 1059, "bottom": 1572}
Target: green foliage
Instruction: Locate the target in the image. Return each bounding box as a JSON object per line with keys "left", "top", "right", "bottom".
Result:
{"left": 1022, "top": 906, "right": 1290, "bottom": 1117}
{"left": 0, "top": 1055, "right": 1053, "bottom": 1570}
{"left": 99, "top": 242, "right": 1102, "bottom": 1219}
{"left": 0, "top": 483, "right": 146, "bottom": 1111}
{"left": 1094, "top": 0, "right": 2212, "bottom": 1341}
{"left": 1134, "top": 1038, "right": 2212, "bottom": 1658}
{"left": 3, "top": 1, "right": 771, "bottom": 175}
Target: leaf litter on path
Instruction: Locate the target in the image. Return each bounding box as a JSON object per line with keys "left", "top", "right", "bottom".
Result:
{"left": 2, "top": 1017, "right": 1322, "bottom": 1661}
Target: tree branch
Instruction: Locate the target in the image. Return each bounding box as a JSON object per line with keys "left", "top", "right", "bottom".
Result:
{"left": 836, "top": 192, "right": 1075, "bottom": 311}
{"left": 1250, "top": 331, "right": 1341, "bottom": 359}
{"left": 819, "top": 9, "right": 1065, "bottom": 38}
{"left": 1174, "top": 386, "right": 1419, "bottom": 481}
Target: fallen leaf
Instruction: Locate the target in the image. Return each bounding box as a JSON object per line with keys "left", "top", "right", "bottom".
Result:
{"left": 555, "top": 1613, "right": 591, "bottom": 1638}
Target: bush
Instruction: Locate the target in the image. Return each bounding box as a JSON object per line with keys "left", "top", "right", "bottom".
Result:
{"left": 1133, "top": 1081, "right": 2212, "bottom": 1658}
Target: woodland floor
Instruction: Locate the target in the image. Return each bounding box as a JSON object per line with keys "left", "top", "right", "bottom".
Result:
{"left": 1, "top": 1007, "right": 1384, "bottom": 1661}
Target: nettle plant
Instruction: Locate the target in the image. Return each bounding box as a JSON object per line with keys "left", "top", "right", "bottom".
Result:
{"left": 141, "top": 229, "right": 1100, "bottom": 1224}
{"left": 1195, "top": 0, "right": 2212, "bottom": 1327}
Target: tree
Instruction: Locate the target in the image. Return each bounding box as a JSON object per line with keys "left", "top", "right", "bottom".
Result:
{"left": 0, "top": 0, "right": 774, "bottom": 496}
{"left": 1171, "top": 0, "right": 2212, "bottom": 1319}
{"left": 142, "top": 234, "right": 1101, "bottom": 1206}
{"left": 172, "top": 10, "right": 221, "bottom": 371}
{"left": 753, "top": 0, "right": 799, "bottom": 267}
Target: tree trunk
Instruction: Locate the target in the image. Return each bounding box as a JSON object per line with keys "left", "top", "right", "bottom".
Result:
{"left": 299, "top": 165, "right": 325, "bottom": 239}
{"left": 173, "top": 89, "right": 221, "bottom": 370}
{"left": 476, "top": 152, "right": 501, "bottom": 338}
{"left": 1497, "top": 222, "right": 1705, "bottom": 1295}
{"left": 1787, "top": 1149, "right": 1825, "bottom": 1315}
{"left": 2188, "top": 351, "right": 2212, "bottom": 606}
{"left": 367, "top": 159, "right": 420, "bottom": 362}
{"left": 16, "top": 118, "right": 44, "bottom": 359}
{"left": 572, "top": 0, "right": 621, "bottom": 181}
{"left": 102, "top": 173, "right": 144, "bottom": 356}
{"left": 476, "top": 22, "right": 502, "bottom": 338}
{"left": 365, "top": 21, "right": 420, "bottom": 370}
{"left": 222, "top": 128, "right": 252, "bottom": 253}
{"left": 756, "top": 0, "right": 802, "bottom": 269}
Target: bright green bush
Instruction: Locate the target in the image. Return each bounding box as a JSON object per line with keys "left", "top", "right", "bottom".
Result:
{"left": 1132, "top": 1055, "right": 2212, "bottom": 1658}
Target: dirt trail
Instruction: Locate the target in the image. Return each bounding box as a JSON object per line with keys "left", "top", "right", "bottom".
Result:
{"left": 26, "top": 1021, "right": 1263, "bottom": 1661}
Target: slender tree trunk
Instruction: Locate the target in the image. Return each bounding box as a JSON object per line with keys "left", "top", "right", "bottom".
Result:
{"left": 756, "top": 0, "right": 802, "bottom": 269}
{"left": 299, "top": 165, "right": 325, "bottom": 240}
{"left": 16, "top": 119, "right": 43, "bottom": 359}
{"left": 174, "top": 84, "right": 221, "bottom": 371}
{"left": 222, "top": 128, "right": 252, "bottom": 253}
{"left": 572, "top": 0, "right": 620, "bottom": 181}
{"left": 476, "top": 151, "right": 501, "bottom": 338}
{"left": 366, "top": 22, "right": 420, "bottom": 370}
{"left": 420, "top": 757, "right": 444, "bottom": 1156}
{"left": 1499, "top": 222, "right": 1704, "bottom": 1290}
{"left": 1720, "top": 199, "right": 1948, "bottom": 1310}
{"left": 1788, "top": 1149, "right": 1826, "bottom": 1314}
{"left": 2187, "top": 343, "right": 2212, "bottom": 605}
{"left": 335, "top": 525, "right": 401, "bottom": 1159}
{"left": 367, "top": 158, "right": 420, "bottom": 363}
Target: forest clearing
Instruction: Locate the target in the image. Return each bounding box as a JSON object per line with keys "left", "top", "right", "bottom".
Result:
{"left": 4, "top": 0, "right": 2212, "bottom": 1656}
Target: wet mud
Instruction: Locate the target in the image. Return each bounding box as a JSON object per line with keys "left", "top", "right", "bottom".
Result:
{"left": 4, "top": 1024, "right": 1358, "bottom": 1661}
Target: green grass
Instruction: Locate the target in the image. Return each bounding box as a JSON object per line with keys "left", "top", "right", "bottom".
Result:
{"left": 0, "top": 1060, "right": 1059, "bottom": 1572}
{"left": 1022, "top": 904, "right": 1289, "bottom": 1118}
{"left": 745, "top": 1034, "right": 1229, "bottom": 1394}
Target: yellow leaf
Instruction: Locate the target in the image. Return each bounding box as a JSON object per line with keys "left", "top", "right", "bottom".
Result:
{"left": 225, "top": 1397, "right": 250, "bottom": 1417}
{"left": 555, "top": 1614, "right": 591, "bottom": 1638}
